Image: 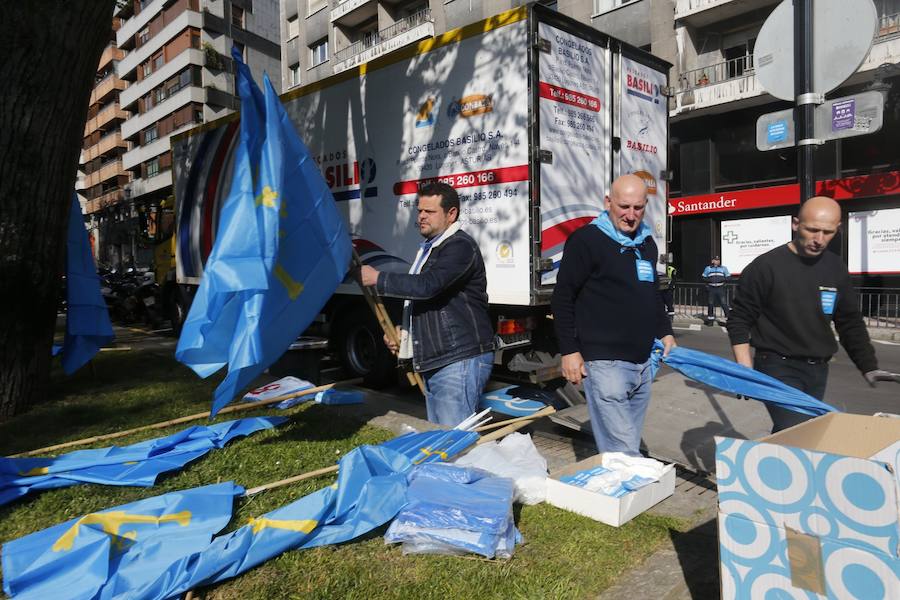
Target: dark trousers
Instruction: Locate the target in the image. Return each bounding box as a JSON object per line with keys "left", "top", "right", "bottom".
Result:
{"left": 754, "top": 351, "right": 829, "bottom": 433}
{"left": 706, "top": 286, "right": 729, "bottom": 320}
{"left": 660, "top": 288, "right": 674, "bottom": 313}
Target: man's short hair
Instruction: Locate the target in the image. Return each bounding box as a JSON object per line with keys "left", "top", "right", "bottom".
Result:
{"left": 418, "top": 181, "right": 459, "bottom": 215}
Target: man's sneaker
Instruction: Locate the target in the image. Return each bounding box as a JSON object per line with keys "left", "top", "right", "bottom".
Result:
{"left": 667, "top": 311, "right": 675, "bottom": 316}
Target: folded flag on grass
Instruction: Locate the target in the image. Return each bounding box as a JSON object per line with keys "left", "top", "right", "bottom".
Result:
{"left": 57, "top": 193, "right": 115, "bottom": 374}
{"left": 0, "top": 417, "right": 284, "bottom": 506}
{"left": 653, "top": 343, "right": 838, "bottom": 416}
{"left": 2, "top": 482, "right": 243, "bottom": 600}
{"left": 175, "top": 48, "right": 351, "bottom": 417}
{"left": 1, "top": 429, "right": 478, "bottom": 600}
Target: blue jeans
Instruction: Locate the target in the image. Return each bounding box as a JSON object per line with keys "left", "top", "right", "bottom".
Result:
{"left": 583, "top": 359, "right": 653, "bottom": 456}
{"left": 422, "top": 352, "right": 493, "bottom": 427}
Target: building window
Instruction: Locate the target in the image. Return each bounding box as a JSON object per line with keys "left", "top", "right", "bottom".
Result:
{"left": 146, "top": 157, "right": 160, "bottom": 178}
{"left": 194, "top": 108, "right": 203, "bottom": 124}
{"left": 138, "top": 28, "right": 150, "bottom": 46}
{"left": 191, "top": 31, "right": 201, "bottom": 49}
{"left": 142, "top": 60, "right": 154, "bottom": 78}
{"left": 153, "top": 52, "right": 164, "bottom": 71}
{"left": 724, "top": 40, "right": 755, "bottom": 79}
{"left": 290, "top": 63, "right": 301, "bottom": 87}
{"left": 308, "top": 0, "right": 327, "bottom": 15}
{"left": 287, "top": 16, "right": 299, "bottom": 40}
{"left": 310, "top": 38, "right": 328, "bottom": 67}
{"left": 153, "top": 87, "right": 165, "bottom": 104}
{"left": 232, "top": 5, "right": 244, "bottom": 29}
{"left": 593, "top": 0, "right": 636, "bottom": 15}
{"left": 144, "top": 124, "right": 158, "bottom": 143}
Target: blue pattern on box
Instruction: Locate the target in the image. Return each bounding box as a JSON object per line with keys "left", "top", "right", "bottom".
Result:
{"left": 715, "top": 437, "right": 900, "bottom": 598}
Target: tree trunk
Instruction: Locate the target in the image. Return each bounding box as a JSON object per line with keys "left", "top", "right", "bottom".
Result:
{"left": 0, "top": 2, "right": 115, "bottom": 419}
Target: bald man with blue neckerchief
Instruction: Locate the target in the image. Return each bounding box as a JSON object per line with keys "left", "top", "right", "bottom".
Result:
{"left": 551, "top": 174, "right": 676, "bottom": 456}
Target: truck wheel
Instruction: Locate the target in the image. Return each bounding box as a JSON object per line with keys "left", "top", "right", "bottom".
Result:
{"left": 334, "top": 312, "right": 396, "bottom": 388}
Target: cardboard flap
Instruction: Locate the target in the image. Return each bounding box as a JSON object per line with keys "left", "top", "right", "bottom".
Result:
{"left": 763, "top": 413, "right": 900, "bottom": 459}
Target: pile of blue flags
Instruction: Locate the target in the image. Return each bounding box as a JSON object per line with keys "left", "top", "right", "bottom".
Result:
{"left": 56, "top": 194, "right": 114, "bottom": 374}
{"left": 0, "top": 417, "right": 284, "bottom": 506}
{"left": 175, "top": 49, "right": 351, "bottom": 417}
{"left": 2, "top": 429, "right": 478, "bottom": 599}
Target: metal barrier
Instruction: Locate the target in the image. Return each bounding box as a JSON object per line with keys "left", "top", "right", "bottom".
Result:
{"left": 668, "top": 283, "right": 900, "bottom": 328}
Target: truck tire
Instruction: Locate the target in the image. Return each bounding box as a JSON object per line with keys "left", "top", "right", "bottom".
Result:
{"left": 333, "top": 311, "right": 396, "bottom": 388}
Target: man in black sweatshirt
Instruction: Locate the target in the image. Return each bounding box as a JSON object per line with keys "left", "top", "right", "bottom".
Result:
{"left": 551, "top": 174, "right": 676, "bottom": 456}
{"left": 727, "top": 196, "right": 890, "bottom": 432}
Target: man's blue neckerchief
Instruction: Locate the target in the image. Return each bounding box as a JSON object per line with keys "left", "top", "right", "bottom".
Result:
{"left": 592, "top": 210, "right": 652, "bottom": 259}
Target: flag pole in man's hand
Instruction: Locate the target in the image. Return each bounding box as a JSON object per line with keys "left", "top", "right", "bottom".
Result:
{"left": 351, "top": 249, "right": 426, "bottom": 394}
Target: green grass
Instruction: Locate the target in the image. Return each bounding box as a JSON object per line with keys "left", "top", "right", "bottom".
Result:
{"left": 0, "top": 347, "right": 685, "bottom": 599}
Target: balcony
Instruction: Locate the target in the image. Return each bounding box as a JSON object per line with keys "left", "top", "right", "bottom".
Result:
{"left": 128, "top": 169, "right": 173, "bottom": 200}
{"left": 84, "top": 103, "right": 129, "bottom": 135}
{"left": 98, "top": 44, "right": 126, "bottom": 71}
{"left": 330, "top": 0, "right": 377, "bottom": 26}
{"left": 120, "top": 48, "right": 204, "bottom": 109}
{"left": 117, "top": 0, "right": 164, "bottom": 50}
{"left": 333, "top": 9, "right": 434, "bottom": 74}
{"left": 84, "top": 160, "right": 128, "bottom": 189}
{"left": 120, "top": 85, "right": 205, "bottom": 141}
{"left": 85, "top": 188, "right": 126, "bottom": 214}
{"left": 675, "top": 0, "right": 778, "bottom": 27}
{"left": 673, "top": 55, "right": 763, "bottom": 116}
{"left": 90, "top": 74, "right": 128, "bottom": 107}
{"left": 117, "top": 10, "right": 203, "bottom": 80}
{"left": 84, "top": 131, "right": 128, "bottom": 163}
{"left": 861, "top": 12, "right": 900, "bottom": 71}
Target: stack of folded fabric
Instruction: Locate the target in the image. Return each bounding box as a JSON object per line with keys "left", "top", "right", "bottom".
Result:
{"left": 559, "top": 453, "right": 666, "bottom": 498}
{"left": 384, "top": 463, "right": 522, "bottom": 559}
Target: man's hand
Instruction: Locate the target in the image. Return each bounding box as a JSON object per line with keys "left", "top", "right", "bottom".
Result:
{"left": 864, "top": 369, "right": 900, "bottom": 387}
{"left": 360, "top": 265, "right": 380, "bottom": 287}
{"left": 383, "top": 325, "right": 401, "bottom": 355}
{"left": 561, "top": 352, "right": 588, "bottom": 385}
{"left": 660, "top": 335, "right": 676, "bottom": 357}
{"left": 731, "top": 343, "right": 753, "bottom": 369}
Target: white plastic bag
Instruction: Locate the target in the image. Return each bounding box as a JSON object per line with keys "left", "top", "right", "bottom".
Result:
{"left": 454, "top": 432, "right": 548, "bottom": 504}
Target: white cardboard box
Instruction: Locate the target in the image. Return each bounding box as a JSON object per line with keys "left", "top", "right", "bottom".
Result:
{"left": 545, "top": 455, "right": 676, "bottom": 527}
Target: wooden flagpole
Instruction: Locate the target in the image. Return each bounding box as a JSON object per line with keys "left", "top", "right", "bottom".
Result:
{"left": 350, "top": 249, "right": 426, "bottom": 394}
{"left": 10, "top": 379, "right": 362, "bottom": 458}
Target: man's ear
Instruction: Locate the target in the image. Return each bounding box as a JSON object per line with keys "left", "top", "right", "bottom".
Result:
{"left": 447, "top": 206, "right": 459, "bottom": 223}
{"left": 791, "top": 216, "right": 800, "bottom": 232}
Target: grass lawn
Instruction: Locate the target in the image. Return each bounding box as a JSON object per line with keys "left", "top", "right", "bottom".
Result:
{"left": 0, "top": 345, "right": 686, "bottom": 599}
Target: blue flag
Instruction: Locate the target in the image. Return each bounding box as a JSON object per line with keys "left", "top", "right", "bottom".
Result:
{"left": 176, "top": 49, "right": 352, "bottom": 416}
{"left": 58, "top": 194, "right": 115, "bottom": 374}
{"left": 0, "top": 430, "right": 477, "bottom": 599}
{"left": 653, "top": 343, "right": 838, "bottom": 416}
{"left": 1, "top": 482, "right": 243, "bottom": 600}
{"left": 0, "top": 417, "right": 284, "bottom": 506}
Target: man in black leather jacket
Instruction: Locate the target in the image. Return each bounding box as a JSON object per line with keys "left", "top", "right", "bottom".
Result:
{"left": 361, "top": 182, "right": 494, "bottom": 426}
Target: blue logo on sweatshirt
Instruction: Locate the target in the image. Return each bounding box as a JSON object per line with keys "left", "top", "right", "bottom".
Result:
{"left": 819, "top": 287, "right": 837, "bottom": 315}
{"left": 636, "top": 260, "right": 655, "bottom": 282}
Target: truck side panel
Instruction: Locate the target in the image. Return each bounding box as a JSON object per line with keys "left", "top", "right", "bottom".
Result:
{"left": 173, "top": 12, "right": 533, "bottom": 305}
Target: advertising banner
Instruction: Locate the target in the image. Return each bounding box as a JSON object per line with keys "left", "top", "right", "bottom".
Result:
{"left": 849, "top": 207, "right": 900, "bottom": 274}
{"left": 720, "top": 215, "right": 792, "bottom": 275}
{"left": 537, "top": 21, "right": 610, "bottom": 285}
{"left": 619, "top": 56, "right": 668, "bottom": 270}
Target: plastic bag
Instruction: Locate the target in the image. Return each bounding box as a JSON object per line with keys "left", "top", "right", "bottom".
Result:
{"left": 453, "top": 432, "right": 548, "bottom": 505}
{"left": 384, "top": 463, "right": 522, "bottom": 559}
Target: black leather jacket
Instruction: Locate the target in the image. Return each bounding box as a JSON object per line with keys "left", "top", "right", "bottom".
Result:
{"left": 376, "top": 229, "right": 495, "bottom": 372}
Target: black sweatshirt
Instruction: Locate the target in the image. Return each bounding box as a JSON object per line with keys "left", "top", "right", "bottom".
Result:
{"left": 551, "top": 225, "right": 673, "bottom": 363}
{"left": 727, "top": 244, "right": 877, "bottom": 373}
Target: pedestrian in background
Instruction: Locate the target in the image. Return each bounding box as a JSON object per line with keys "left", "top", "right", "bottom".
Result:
{"left": 552, "top": 174, "right": 675, "bottom": 456}
{"left": 659, "top": 261, "right": 677, "bottom": 317}
{"left": 702, "top": 256, "right": 730, "bottom": 323}
{"left": 727, "top": 196, "right": 893, "bottom": 432}
{"left": 361, "top": 182, "right": 494, "bottom": 427}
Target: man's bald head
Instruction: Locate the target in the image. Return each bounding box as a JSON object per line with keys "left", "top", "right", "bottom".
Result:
{"left": 791, "top": 196, "right": 841, "bottom": 258}
{"left": 605, "top": 174, "right": 648, "bottom": 236}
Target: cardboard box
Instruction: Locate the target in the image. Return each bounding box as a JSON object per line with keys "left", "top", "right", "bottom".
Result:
{"left": 715, "top": 413, "right": 900, "bottom": 599}
{"left": 546, "top": 455, "right": 675, "bottom": 527}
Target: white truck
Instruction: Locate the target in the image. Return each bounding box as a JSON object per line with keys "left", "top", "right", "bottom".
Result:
{"left": 171, "top": 4, "right": 671, "bottom": 388}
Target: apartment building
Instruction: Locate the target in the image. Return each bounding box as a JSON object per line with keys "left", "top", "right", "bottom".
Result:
{"left": 668, "top": 0, "right": 900, "bottom": 284}
{"left": 115, "top": 0, "right": 282, "bottom": 264}
{"left": 79, "top": 16, "right": 133, "bottom": 267}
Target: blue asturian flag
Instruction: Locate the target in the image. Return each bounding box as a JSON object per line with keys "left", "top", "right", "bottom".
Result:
{"left": 176, "top": 48, "right": 351, "bottom": 416}
{"left": 652, "top": 343, "right": 839, "bottom": 416}
{"left": 1, "top": 482, "right": 244, "bottom": 600}
{"left": 0, "top": 430, "right": 478, "bottom": 599}
{"left": 0, "top": 417, "right": 284, "bottom": 506}
{"left": 58, "top": 194, "right": 114, "bottom": 374}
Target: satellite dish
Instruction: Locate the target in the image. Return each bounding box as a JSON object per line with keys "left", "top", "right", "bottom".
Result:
{"left": 755, "top": 0, "right": 878, "bottom": 101}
